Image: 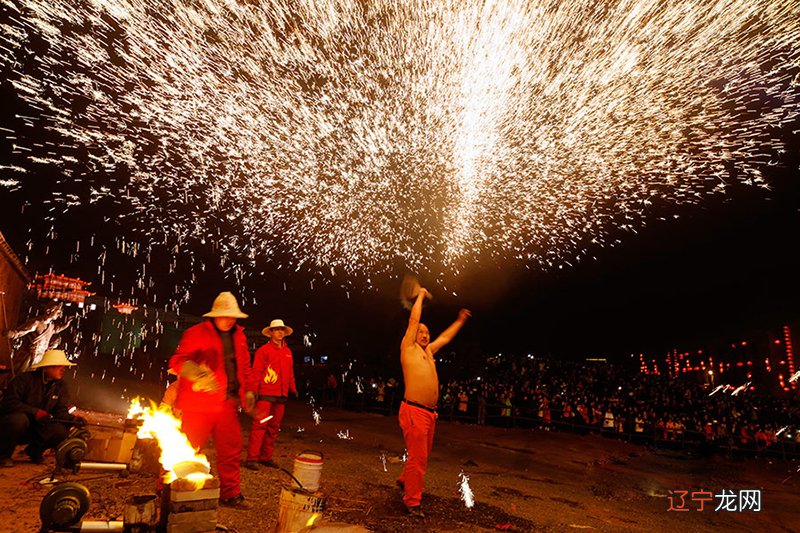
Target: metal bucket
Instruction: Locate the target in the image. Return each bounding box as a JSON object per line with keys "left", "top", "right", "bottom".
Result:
{"left": 292, "top": 450, "right": 323, "bottom": 492}
{"left": 274, "top": 485, "right": 325, "bottom": 533}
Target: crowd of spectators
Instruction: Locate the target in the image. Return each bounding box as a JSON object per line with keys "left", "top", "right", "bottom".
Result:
{"left": 305, "top": 354, "right": 800, "bottom": 457}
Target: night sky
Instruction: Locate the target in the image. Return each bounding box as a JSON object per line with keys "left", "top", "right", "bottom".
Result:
{"left": 1, "top": 1, "right": 799, "bottom": 370}
{"left": 1, "top": 166, "right": 798, "bottom": 366}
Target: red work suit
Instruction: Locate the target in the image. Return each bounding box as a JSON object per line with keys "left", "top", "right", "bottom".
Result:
{"left": 169, "top": 321, "right": 252, "bottom": 499}
{"left": 245, "top": 341, "right": 296, "bottom": 462}
{"left": 397, "top": 401, "right": 437, "bottom": 507}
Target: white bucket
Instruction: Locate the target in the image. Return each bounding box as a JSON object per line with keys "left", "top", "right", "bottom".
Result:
{"left": 292, "top": 450, "right": 323, "bottom": 492}
{"left": 275, "top": 485, "right": 325, "bottom": 533}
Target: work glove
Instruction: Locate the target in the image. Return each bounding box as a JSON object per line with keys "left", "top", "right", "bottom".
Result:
{"left": 180, "top": 361, "right": 220, "bottom": 393}
{"left": 34, "top": 409, "right": 52, "bottom": 422}
{"left": 245, "top": 391, "right": 256, "bottom": 413}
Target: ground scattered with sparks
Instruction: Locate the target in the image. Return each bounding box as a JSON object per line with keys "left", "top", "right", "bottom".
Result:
{"left": 1, "top": 403, "right": 799, "bottom": 532}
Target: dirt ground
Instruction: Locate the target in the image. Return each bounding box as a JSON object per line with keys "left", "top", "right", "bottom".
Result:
{"left": 2, "top": 401, "right": 799, "bottom": 532}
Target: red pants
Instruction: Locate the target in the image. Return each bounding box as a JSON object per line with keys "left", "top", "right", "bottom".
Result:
{"left": 246, "top": 400, "right": 285, "bottom": 462}
{"left": 180, "top": 399, "right": 243, "bottom": 500}
{"left": 397, "top": 402, "right": 436, "bottom": 507}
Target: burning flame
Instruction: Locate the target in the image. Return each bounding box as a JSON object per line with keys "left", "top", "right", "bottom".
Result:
{"left": 263, "top": 365, "right": 278, "bottom": 384}
{"left": 127, "top": 398, "right": 211, "bottom": 489}
{"left": 127, "top": 397, "right": 145, "bottom": 419}
{"left": 306, "top": 513, "right": 321, "bottom": 527}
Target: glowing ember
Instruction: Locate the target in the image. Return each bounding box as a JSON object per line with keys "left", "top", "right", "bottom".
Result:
{"left": 789, "top": 370, "right": 800, "bottom": 383}
{"left": 731, "top": 382, "right": 751, "bottom": 396}
{"left": 336, "top": 429, "right": 353, "bottom": 440}
{"left": 380, "top": 452, "right": 387, "bottom": 472}
{"left": 458, "top": 470, "right": 475, "bottom": 508}
{"left": 312, "top": 410, "right": 322, "bottom": 426}
{"left": 260, "top": 415, "right": 274, "bottom": 424}
{"left": 306, "top": 513, "right": 321, "bottom": 528}
{"left": 68, "top": 406, "right": 77, "bottom": 414}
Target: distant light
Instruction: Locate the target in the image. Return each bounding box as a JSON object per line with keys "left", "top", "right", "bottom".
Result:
{"left": 708, "top": 370, "right": 713, "bottom": 375}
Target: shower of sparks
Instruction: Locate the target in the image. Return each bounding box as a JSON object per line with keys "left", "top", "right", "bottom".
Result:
{"left": 380, "top": 452, "right": 387, "bottom": 472}
{"left": 709, "top": 382, "right": 752, "bottom": 396}
{"left": 709, "top": 384, "right": 726, "bottom": 396}
{"left": 789, "top": 371, "right": 800, "bottom": 383}
{"left": 776, "top": 426, "right": 788, "bottom": 437}
{"left": 0, "top": 0, "right": 798, "bottom": 285}
{"left": 336, "top": 429, "right": 353, "bottom": 440}
{"left": 297, "top": 427, "right": 305, "bottom": 432}
{"left": 458, "top": 470, "right": 475, "bottom": 508}
{"left": 312, "top": 409, "right": 322, "bottom": 425}
{"left": 731, "top": 382, "right": 751, "bottom": 396}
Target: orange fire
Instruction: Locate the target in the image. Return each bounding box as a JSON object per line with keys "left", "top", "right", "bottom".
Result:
{"left": 127, "top": 398, "right": 211, "bottom": 489}
{"left": 306, "top": 513, "right": 321, "bottom": 527}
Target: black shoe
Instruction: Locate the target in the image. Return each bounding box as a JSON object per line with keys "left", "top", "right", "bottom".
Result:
{"left": 243, "top": 461, "right": 260, "bottom": 471}
{"left": 24, "top": 446, "right": 43, "bottom": 465}
{"left": 0, "top": 457, "right": 13, "bottom": 468}
{"left": 405, "top": 505, "right": 424, "bottom": 518}
{"left": 219, "top": 493, "right": 251, "bottom": 510}
{"left": 259, "top": 459, "right": 279, "bottom": 469}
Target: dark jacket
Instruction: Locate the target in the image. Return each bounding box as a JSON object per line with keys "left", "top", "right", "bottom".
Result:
{"left": 0, "top": 369, "right": 73, "bottom": 420}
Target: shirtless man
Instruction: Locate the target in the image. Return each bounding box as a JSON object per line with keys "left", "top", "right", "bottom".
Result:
{"left": 397, "top": 287, "right": 470, "bottom": 517}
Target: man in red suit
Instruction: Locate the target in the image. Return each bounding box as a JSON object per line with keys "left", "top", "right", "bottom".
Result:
{"left": 169, "top": 292, "right": 255, "bottom": 509}
{"left": 245, "top": 319, "right": 296, "bottom": 470}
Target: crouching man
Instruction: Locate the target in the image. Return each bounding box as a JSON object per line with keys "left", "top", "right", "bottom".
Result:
{"left": 0, "top": 350, "right": 84, "bottom": 467}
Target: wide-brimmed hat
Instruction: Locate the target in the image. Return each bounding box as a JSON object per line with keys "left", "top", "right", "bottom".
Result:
{"left": 202, "top": 292, "right": 248, "bottom": 319}
{"left": 262, "top": 319, "right": 293, "bottom": 337}
{"left": 31, "top": 350, "right": 77, "bottom": 369}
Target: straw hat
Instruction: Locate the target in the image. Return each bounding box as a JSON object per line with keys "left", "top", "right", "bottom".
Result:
{"left": 262, "top": 319, "right": 293, "bottom": 337}
{"left": 202, "top": 292, "right": 248, "bottom": 319}
{"left": 31, "top": 350, "right": 77, "bottom": 369}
